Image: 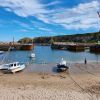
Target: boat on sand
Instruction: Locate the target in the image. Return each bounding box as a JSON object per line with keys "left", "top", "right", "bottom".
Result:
{"left": 0, "top": 62, "right": 25, "bottom": 73}
{"left": 57, "top": 58, "right": 69, "bottom": 72}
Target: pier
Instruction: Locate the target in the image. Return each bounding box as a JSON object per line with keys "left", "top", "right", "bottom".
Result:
{"left": 67, "top": 45, "right": 85, "bottom": 52}
{"left": 51, "top": 42, "right": 68, "bottom": 50}
{"left": 51, "top": 42, "right": 97, "bottom": 52}
{"left": 90, "top": 45, "right": 100, "bottom": 53}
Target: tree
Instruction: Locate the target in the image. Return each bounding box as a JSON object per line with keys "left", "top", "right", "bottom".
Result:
{"left": 18, "top": 37, "right": 32, "bottom": 44}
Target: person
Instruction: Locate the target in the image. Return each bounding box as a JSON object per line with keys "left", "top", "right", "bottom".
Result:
{"left": 84, "top": 58, "right": 87, "bottom": 64}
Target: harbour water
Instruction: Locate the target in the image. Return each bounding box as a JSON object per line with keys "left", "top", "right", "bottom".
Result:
{"left": 0, "top": 45, "right": 100, "bottom": 73}
{"left": 0, "top": 45, "right": 100, "bottom": 64}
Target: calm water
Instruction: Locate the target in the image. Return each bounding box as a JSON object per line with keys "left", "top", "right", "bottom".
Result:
{"left": 0, "top": 46, "right": 100, "bottom": 64}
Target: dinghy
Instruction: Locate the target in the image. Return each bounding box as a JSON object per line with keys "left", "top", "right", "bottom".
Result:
{"left": 0, "top": 51, "right": 4, "bottom": 54}
{"left": 57, "top": 58, "right": 69, "bottom": 72}
{"left": 29, "top": 53, "right": 35, "bottom": 58}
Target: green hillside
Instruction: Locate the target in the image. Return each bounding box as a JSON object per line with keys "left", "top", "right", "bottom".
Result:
{"left": 18, "top": 31, "right": 100, "bottom": 44}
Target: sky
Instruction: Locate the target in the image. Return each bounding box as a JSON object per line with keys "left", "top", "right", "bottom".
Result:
{"left": 0, "top": 0, "right": 100, "bottom": 41}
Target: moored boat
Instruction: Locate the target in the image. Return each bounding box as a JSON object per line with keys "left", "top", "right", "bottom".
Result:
{"left": 29, "top": 53, "right": 35, "bottom": 58}
{"left": 0, "top": 62, "right": 25, "bottom": 73}
{"left": 20, "top": 44, "right": 34, "bottom": 50}
{"left": 57, "top": 58, "right": 69, "bottom": 72}
{"left": 0, "top": 51, "right": 4, "bottom": 54}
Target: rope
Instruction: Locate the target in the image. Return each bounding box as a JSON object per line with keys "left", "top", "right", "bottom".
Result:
{"left": 57, "top": 63, "right": 99, "bottom": 99}
{"left": 67, "top": 63, "right": 100, "bottom": 99}
{"left": 0, "top": 46, "right": 11, "bottom": 64}
{"left": 67, "top": 70, "right": 94, "bottom": 99}
{"left": 76, "top": 64, "right": 100, "bottom": 77}
{"left": 68, "top": 74, "right": 84, "bottom": 91}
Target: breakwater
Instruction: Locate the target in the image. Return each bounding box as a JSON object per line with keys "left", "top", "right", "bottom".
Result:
{"left": 51, "top": 42, "right": 99, "bottom": 52}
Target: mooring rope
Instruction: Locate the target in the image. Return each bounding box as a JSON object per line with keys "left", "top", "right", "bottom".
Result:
{"left": 67, "top": 69, "right": 94, "bottom": 99}
{"left": 67, "top": 62, "right": 100, "bottom": 100}
{"left": 76, "top": 63, "right": 100, "bottom": 77}
{"left": 0, "top": 46, "right": 11, "bottom": 64}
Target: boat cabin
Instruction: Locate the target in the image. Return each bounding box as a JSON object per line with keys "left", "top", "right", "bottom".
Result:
{"left": 6, "top": 62, "right": 20, "bottom": 67}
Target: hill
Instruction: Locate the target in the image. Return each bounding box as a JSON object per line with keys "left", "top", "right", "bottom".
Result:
{"left": 18, "top": 31, "right": 100, "bottom": 44}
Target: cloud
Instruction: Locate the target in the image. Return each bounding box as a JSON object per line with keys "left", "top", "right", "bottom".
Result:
{"left": 46, "top": 1, "right": 61, "bottom": 6}
{"left": 51, "top": 1, "right": 100, "bottom": 30}
{"left": 0, "top": 0, "right": 100, "bottom": 31}
{"left": 0, "top": 0, "right": 48, "bottom": 17}
{"left": 38, "top": 27, "right": 52, "bottom": 32}
{"left": 20, "top": 29, "right": 28, "bottom": 32}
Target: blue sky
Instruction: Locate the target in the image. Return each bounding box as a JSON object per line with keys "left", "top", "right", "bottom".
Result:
{"left": 0, "top": 0, "right": 100, "bottom": 41}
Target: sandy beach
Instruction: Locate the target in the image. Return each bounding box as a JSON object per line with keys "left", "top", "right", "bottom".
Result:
{"left": 0, "top": 63, "right": 100, "bottom": 100}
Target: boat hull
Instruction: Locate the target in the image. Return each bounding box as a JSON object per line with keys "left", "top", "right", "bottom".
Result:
{"left": 9, "top": 65, "right": 25, "bottom": 73}
{"left": 0, "top": 51, "right": 4, "bottom": 54}
{"left": 57, "top": 64, "right": 69, "bottom": 72}
{"left": 0, "top": 63, "right": 26, "bottom": 73}
{"left": 29, "top": 53, "right": 35, "bottom": 58}
{"left": 20, "top": 44, "right": 34, "bottom": 50}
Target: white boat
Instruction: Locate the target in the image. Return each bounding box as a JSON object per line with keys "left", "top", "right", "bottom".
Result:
{"left": 30, "top": 53, "right": 35, "bottom": 58}
{"left": 0, "top": 63, "right": 10, "bottom": 70}
{"left": 57, "top": 58, "right": 69, "bottom": 72}
{"left": 0, "top": 51, "right": 4, "bottom": 54}
{"left": 0, "top": 62, "right": 25, "bottom": 73}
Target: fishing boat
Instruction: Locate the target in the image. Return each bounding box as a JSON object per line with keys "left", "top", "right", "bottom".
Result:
{"left": 0, "top": 62, "right": 25, "bottom": 73}
{"left": 57, "top": 58, "right": 69, "bottom": 72}
{"left": 20, "top": 44, "right": 34, "bottom": 50}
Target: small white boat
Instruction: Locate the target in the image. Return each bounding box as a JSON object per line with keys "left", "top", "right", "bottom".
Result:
{"left": 57, "top": 58, "right": 69, "bottom": 72}
{"left": 30, "top": 53, "right": 35, "bottom": 58}
{"left": 0, "top": 63, "right": 9, "bottom": 70}
{"left": 0, "top": 62, "right": 25, "bottom": 73}
{"left": 0, "top": 51, "right": 4, "bottom": 54}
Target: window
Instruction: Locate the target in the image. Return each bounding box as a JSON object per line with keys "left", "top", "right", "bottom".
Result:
{"left": 10, "top": 64, "right": 13, "bottom": 67}
{"left": 14, "top": 64, "right": 16, "bottom": 66}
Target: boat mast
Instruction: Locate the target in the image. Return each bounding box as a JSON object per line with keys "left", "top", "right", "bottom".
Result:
{"left": 97, "top": 11, "right": 100, "bottom": 42}
{"left": 13, "top": 37, "right": 14, "bottom": 46}
{"left": 97, "top": 11, "right": 100, "bottom": 31}
{"left": 97, "top": 11, "right": 100, "bottom": 18}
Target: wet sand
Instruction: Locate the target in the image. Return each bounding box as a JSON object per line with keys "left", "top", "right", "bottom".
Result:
{"left": 0, "top": 63, "right": 100, "bottom": 100}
